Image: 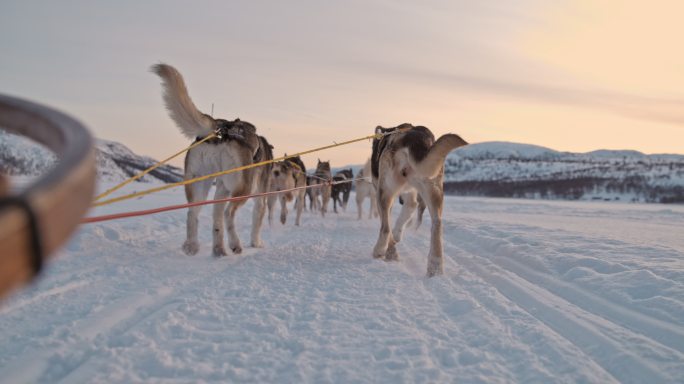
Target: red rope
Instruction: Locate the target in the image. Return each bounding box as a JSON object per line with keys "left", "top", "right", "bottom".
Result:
{"left": 81, "top": 178, "right": 364, "bottom": 224}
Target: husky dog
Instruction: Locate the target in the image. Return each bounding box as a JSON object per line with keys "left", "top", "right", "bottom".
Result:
{"left": 331, "top": 168, "right": 353, "bottom": 213}
{"left": 268, "top": 155, "right": 307, "bottom": 226}
{"left": 152, "top": 63, "right": 273, "bottom": 256}
{"left": 355, "top": 159, "right": 378, "bottom": 220}
{"left": 309, "top": 159, "right": 332, "bottom": 217}
{"left": 371, "top": 123, "right": 467, "bottom": 277}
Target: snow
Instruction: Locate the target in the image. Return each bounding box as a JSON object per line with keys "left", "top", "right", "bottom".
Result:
{"left": 1, "top": 182, "right": 683, "bottom": 383}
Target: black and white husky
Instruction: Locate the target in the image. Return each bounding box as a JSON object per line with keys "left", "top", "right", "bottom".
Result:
{"left": 268, "top": 155, "right": 307, "bottom": 226}
{"left": 371, "top": 123, "right": 467, "bottom": 276}
{"left": 331, "top": 168, "right": 353, "bottom": 213}
{"left": 152, "top": 63, "right": 273, "bottom": 256}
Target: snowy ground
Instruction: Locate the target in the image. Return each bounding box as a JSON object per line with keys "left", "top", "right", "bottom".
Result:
{"left": 1, "top": 183, "right": 683, "bottom": 383}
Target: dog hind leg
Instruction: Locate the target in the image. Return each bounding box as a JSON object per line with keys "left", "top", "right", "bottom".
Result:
{"left": 295, "top": 190, "right": 304, "bottom": 226}
{"left": 211, "top": 183, "right": 232, "bottom": 257}
{"left": 372, "top": 182, "right": 397, "bottom": 260}
{"left": 251, "top": 196, "right": 267, "bottom": 248}
{"left": 279, "top": 194, "right": 288, "bottom": 224}
{"left": 370, "top": 187, "right": 379, "bottom": 219}
{"left": 182, "top": 179, "right": 211, "bottom": 255}
{"left": 356, "top": 189, "right": 364, "bottom": 220}
{"left": 392, "top": 190, "right": 418, "bottom": 245}
{"left": 225, "top": 199, "right": 247, "bottom": 254}
{"left": 419, "top": 181, "right": 445, "bottom": 277}
{"left": 267, "top": 194, "right": 276, "bottom": 226}
{"left": 414, "top": 196, "right": 426, "bottom": 230}
{"left": 321, "top": 185, "right": 331, "bottom": 217}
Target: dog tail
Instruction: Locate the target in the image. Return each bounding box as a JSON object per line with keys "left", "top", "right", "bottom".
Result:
{"left": 151, "top": 63, "right": 215, "bottom": 139}
{"left": 413, "top": 134, "right": 468, "bottom": 179}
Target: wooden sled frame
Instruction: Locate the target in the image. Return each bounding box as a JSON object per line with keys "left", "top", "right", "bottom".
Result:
{"left": 0, "top": 94, "right": 96, "bottom": 299}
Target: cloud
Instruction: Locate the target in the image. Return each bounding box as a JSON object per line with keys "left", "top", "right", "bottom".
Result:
{"left": 354, "top": 62, "right": 684, "bottom": 126}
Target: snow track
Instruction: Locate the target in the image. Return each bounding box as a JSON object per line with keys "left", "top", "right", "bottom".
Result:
{"left": 1, "top": 190, "right": 683, "bottom": 383}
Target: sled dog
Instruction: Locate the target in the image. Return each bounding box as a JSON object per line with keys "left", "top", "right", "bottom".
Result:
{"left": 309, "top": 159, "right": 332, "bottom": 217}
{"left": 371, "top": 123, "right": 467, "bottom": 276}
{"left": 331, "top": 168, "right": 353, "bottom": 213}
{"left": 268, "top": 155, "right": 307, "bottom": 226}
{"left": 152, "top": 63, "right": 273, "bottom": 256}
{"left": 355, "top": 159, "right": 378, "bottom": 220}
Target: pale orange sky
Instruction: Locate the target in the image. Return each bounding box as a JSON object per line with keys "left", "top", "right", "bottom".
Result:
{"left": 1, "top": 1, "right": 682, "bottom": 169}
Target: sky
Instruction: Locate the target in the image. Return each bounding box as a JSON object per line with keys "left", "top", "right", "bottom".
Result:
{"left": 1, "top": 0, "right": 682, "bottom": 169}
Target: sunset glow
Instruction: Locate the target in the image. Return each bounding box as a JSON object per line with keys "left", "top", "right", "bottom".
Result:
{"left": 1, "top": 1, "right": 682, "bottom": 168}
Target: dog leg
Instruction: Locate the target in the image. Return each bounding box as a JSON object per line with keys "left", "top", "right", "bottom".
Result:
{"left": 211, "top": 184, "right": 230, "bottom": 257}
{"left": 415, "top": 197, "right": 426, "bottom": 230}
{"left": 267, "top": 194, "right": 276, "bottom": 226}
{"left": 392, "top": 191, "right": 418, "bottom": 244}
{"left": 321, "top": 185, "right": 330, "bottom": 217}
{"left": 279, "top": 194, "right": 288, "bottom": 225}
{"left": 311, "top": 187, "right": 319, "bottom": 213}
{"left": 419, "top": 181, "right": 445, "bottom": 277}
{"left": 182, "top": 180, "right": 211, "bottom": 255}
{"left": 226, "top": 199, "right": 246, "bottom": 254}
{"left": 372, "top": 185, "right": 396, "bottom": 259}
{"left": 249, "top": 196, "right": 267, "bottom": 248}
{"left": 295, "top": 191, "right": 304, "bottom": 226}
{"left": 342, "top": 190, "right": 350, "bottom": 212}
{"left": 356, "top": 190, "right": 364, "bottom": 220}
{"left": 370, "top": 188, "right": 379, "bottom": 219}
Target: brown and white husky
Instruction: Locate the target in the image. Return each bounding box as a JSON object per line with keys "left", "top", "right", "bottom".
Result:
{"left": 152, "top": 63, "right": 273, "bottom": 256}
{"left": 370, "top": 123, "right": 467, "bottom": 277}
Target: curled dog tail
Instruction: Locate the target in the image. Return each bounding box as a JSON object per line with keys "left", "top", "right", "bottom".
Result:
{"left": 413, "top": 134, "right": 468, "bottom": 179}
{"left": 151, "top": 63, "right": 215, "bottom": 139}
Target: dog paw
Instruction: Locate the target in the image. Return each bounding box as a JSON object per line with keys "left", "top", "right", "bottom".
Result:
{"left": 427, "top": 258, "right": 444, "bottom": 277}
{"left": 386, "top": 244, "right": 399, "bottom": 261}
{"left": 213, "top": 245, "right": 228, "bottom": 257}
{"left": 231, "top": 244, "right": 243, "bottom": 254}
{"left": 280, "top": 215, "right": 287, "bottom": 225}
{"left": 251, "top": 239, "right": 264, "bottom": 248}
{"left": 182, "top": 241, "right": 199, "bottom": 256}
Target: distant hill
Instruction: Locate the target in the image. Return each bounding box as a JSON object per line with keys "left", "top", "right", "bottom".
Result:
{"left": 444, "top": 142, "right": 684, "bottom": 203}
{"left": 0, "top": 130, "right": 183, "bottom": 183}
{"left": 3, "top": 132, "right": 683, "bottom": 204}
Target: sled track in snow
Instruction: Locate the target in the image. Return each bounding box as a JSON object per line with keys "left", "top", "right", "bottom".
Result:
{"left": 2, "top": 194, "right": 683, "bottom": 382}
{"left": 0, "top": 237, "right": 252, "bottom": 383}
{"left": 431, "top": 225, "right": 684, "bottom": 383}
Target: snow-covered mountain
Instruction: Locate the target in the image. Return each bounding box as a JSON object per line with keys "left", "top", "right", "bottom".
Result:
{"left": 444, "top": 142, "right": 684, "bottom": 203}
{"left": 0, "top": 130, "right": 182, "bottom": 183}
